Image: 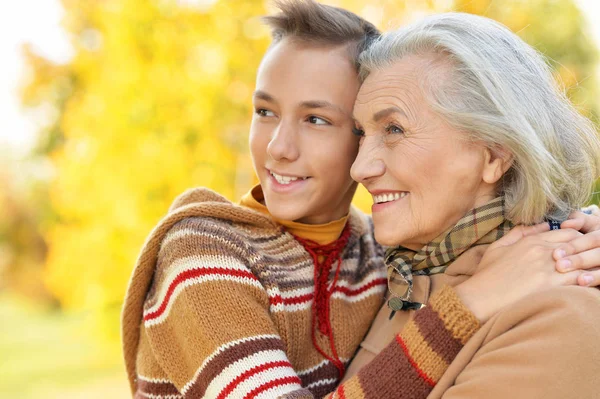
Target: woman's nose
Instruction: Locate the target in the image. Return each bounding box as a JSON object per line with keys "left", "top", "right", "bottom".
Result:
{"left": 350, "top": 135, "right": 385, "bottom": 184}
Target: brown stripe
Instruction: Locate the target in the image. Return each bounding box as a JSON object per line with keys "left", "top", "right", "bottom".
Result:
{"left": 185, "top": 336, "right": 286, "bottom": 398}
{"left": 276, "top": 260, "right": 384, "bottom": 291}
{"left": 310, "top": 379, "right": 338, "bottom": 398}
{"left": 160, "top": 223, "right": 251, "bottom": 265}
{"left": 429, "top": 286, "right": 480, "bottom": 344}
{"left": 400, "top": 321, "right": 449, "bottom": 382}
{"left": 137, "top": 378, "right": 181, "bottom": 397}
{"left": 162, "top": 217, "right": 378, "bottom": 292}
{"left": 284, "top": 388, "right": 317, "bottom": 399}
{"left": 299, "top": 361, "right": 340, "bottom": 387}
{"left": 357, "top": 338, "right": 432, "bottom": 398}
{"left": 166, "top": 220, "right": 337, "bottom": 275}
{"left": 412, "top": 305, "right": 464, "bottom": 364}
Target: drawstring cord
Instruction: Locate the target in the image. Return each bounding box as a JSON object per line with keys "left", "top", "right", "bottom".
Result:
{"left": 293, "top": 224, "right": 351, "bottom": 378}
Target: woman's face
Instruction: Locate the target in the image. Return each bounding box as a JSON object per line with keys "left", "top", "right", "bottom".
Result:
{"left": 250, "top": 39, "right": 360, "bottom": 224}
{"left": 351, "top": 54, "right": 500, "bottom": 249}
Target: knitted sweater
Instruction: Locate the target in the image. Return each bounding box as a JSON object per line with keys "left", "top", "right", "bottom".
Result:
{"left": 121, "top": 187, "right": 483, "bottom": 398}
{"left": 121, "top": 187, "right": 388, "bottom": 397}
{"left": 326, "top": 286, "right": 479, "bottom": 399}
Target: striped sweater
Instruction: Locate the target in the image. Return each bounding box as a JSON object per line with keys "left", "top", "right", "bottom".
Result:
{"left": 121, "top": 187, "right": 481, "bottom": 398}
{"left": 327, "top": 286, "right": 480, "bottom": 399}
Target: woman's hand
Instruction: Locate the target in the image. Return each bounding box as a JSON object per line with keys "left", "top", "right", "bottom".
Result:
{"left": 454, "top": 224, "right": 597, "bottom": 323}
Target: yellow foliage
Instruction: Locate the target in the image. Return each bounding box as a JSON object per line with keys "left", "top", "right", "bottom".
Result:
{"left": 19, "top": 0, "right": 599, "bottom": 343}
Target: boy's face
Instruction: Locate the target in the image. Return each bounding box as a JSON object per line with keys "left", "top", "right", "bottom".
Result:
{"left": 250, "top": 39, "right": 361, "bottom": 224}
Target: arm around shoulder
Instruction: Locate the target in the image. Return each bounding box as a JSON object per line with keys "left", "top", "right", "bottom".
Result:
{"left": 327, "top": 286, "right": 481, "bottom": 399}
{"left": 437, "top": 286, "right": 600, "bottom": 399}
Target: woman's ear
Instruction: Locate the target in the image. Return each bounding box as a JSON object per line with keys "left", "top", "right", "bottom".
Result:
{"left": 482, "top": 146, "right": 513, "bottom": 184}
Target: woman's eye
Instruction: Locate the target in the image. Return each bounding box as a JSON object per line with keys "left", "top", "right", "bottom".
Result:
{"left": 256, "top": 108, "right": 275, "bottom": 117}
{"left": 307, "top": 116, "right": 330, "bottom": 125}
{"left": 385, "top": 124, "right": 404, "bottom": 134}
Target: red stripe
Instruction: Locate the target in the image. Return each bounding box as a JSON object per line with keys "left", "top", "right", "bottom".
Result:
{"left": 269, "top": 293, "right": 313, "bottom": 306}
{"left": 269, "top": 278, "right": 387, "bottom": 308}
{"left": 395, "top": 334, "right": 436, "bottom": 387}
{"left": 337, "top": 385, "right": 347, "bottom": 399}
{"left": 333, "top": 278, "right": 387, "bottom": 296}
{"left": 244, "top": 376, "right": 302, "bottom": 399}
{"left": 217, "top": 360, "right": 293, "bottom": 399}
{"left": 144, "top": 267, "right": 259, "bottom": 321}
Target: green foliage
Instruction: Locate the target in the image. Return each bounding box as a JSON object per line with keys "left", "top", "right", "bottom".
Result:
{"left": 456, "top": 0, "right": 599, "bottom": 119}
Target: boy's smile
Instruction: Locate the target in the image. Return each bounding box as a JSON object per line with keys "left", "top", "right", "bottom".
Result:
{"left": 249, "top": 38, "right": 361, "bottom": 224}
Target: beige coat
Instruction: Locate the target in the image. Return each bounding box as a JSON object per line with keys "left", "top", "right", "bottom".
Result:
{"left": 345, "top": 246, "right": 600, "bottom": 398}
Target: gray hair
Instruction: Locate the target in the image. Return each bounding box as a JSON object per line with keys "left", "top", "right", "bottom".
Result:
{"left": 359, "top": 12, "right": 600, "bottom": 224}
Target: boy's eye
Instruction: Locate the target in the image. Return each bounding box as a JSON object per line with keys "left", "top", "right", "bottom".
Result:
{"left": 352, "top": 127, "right": 365, "bottom": 137}
{"left": 307, "top": 116, "right": 330, "bottom": 125}
{"left": 256, "top": 108, "right": 275, "bottom": 117}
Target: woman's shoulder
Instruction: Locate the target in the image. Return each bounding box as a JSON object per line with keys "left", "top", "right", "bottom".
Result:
{"left": 534, "top": 285, "right": 600, "bottom": 321}
{"left": 491, "top": 285, "right": 600, "bottom": 338}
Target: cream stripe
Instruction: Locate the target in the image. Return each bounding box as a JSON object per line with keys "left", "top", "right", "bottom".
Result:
{"left": 225, "top": 367, "right": 301, "bottom": 399}
{"left": 268, "top": 286, "right": 313, "bottom": 299}
{"left": 298, "top": 359, "right": 330, "bottom": 376}
{"left": 181, "top": 334, "right": 280, "bottom": 395}
{"left": 333, "top": 271, "right": 387, "bottom": 288}
{"left": 269, "top": 302, "right": 312, "bottom": 313}
{"left": 163, "top": 228, "right": 303, "bottom": 263}
{"left": 306, "top": 378, "right": 337, "bottom": 390}
{"left": 254, "top": 383, "right": 305, "bottom": 399}
{"left": 137, "top": 375, "right": 172, "bottom": 384}
{"left": 162, "top": 228, "right": 246, "bottom": 254}
{"left": 297, "top": 358, "right": 349, "bottom": 376}
{"left": 204, "top": 349, "right": 291, "bottom": 398}
{"left": 148, "top": 254, "right": 253, "bottom": 313}
{"left": 269, "top": 285, "right": 386, "bottom": 313}
{"left": 268, "top": 274, "right": 386, "bottom": 313}
{"left": 331, "top": 284, "right": 387, "bottom": 303}
{"left": 138, "top": 392, "right": 182, "bottom": 399}
{"left": 144, "top": 274, "right": 263, "bottom": 327}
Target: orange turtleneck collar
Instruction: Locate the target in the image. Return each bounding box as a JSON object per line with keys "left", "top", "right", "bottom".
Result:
{"left": 239, "top": 185, "right": 349, "bottom": 245}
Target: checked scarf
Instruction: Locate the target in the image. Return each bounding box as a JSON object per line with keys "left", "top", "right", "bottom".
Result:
{"left": 385, "top": 196, "right": 514, "bottom": 312}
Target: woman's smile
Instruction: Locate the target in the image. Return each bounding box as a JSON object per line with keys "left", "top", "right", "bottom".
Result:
{"left": 370, "top": 190, "right": 409, "bottom": 212}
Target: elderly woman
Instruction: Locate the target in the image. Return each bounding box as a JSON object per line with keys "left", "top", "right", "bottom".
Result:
{"left": 335, "top": 12, "right": 600, "bottom": 399}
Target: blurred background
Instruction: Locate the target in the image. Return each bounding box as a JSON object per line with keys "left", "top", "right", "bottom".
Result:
{"left": 1, "top": 0, "right": 599, "bottom": 397}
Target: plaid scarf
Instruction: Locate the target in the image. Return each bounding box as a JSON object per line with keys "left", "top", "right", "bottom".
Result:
{"left": 385, "top": 196, "right": 513, "bottom": 312}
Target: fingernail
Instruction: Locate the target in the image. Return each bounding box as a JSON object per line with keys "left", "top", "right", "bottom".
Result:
{"left": 558, "top": 259, "right": 572, "bottom": 271}
{"left": 555, "top": 249, "right": 566, "bottom": 259}
{"left": 582, "top": 274, "right": 594, "bottom": 285}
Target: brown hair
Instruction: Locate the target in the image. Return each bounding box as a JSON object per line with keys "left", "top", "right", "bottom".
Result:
{"left": 262, "top": 0, "right": 380, "bottom": 69}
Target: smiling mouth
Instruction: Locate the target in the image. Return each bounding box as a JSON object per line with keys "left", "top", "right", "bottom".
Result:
{"left": 269, "top": 170, "right": 309, "bottom": 185}
{"left": 372, "top": 192, "right": 408, "bottom": 204}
